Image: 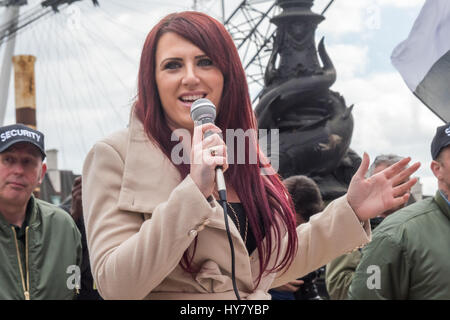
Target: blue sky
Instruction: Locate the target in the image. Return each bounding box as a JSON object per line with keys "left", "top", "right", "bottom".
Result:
{"left": 0, "top": 0, "right": 443, "bottom": 196}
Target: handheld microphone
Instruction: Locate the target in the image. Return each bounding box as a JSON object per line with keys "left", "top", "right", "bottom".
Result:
{"left": 190, "top": 98, "right": 227, "bottom": 201}
{"left": 191, "top": 98, "right": 241, "bottom": 300}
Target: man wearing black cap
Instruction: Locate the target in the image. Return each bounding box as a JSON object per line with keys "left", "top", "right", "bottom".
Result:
{"left": 0, "top": 124, "right": 82, "bottom": 300}
{"left": 348, "top": 124, "right": 450, "bottom": 299}
{"left": 430, "top": 123, "right": 450, "bottom": 199}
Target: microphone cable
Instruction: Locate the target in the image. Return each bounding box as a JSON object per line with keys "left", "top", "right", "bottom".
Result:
{"left": 217, "top": 189, "right": 241, "bottom": 300}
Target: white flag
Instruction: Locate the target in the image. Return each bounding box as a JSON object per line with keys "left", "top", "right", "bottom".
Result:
{"left": 391, "top": 0, "right": 450, "bottom": 122}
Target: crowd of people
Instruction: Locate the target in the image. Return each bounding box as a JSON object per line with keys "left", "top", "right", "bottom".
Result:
{"left": 0, "top": 11, "right": 448, "bottom": 300}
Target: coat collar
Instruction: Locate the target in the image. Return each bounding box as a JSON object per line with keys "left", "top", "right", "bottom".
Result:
{"left": 117, "top": 111, "right": 183, "bottom": 213}
{"left": 0, "top": 195, "right": 41, "bottom": 231}
{"left": 435, "top": 191, "right": 450, "bottom": 221}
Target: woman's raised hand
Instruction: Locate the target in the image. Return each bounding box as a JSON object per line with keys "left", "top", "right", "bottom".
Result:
{"left": 347, "top": 153, "right": 421, "bottom": 222}
{"left": 190, "top": 123, "right": 228, "bottom": 198}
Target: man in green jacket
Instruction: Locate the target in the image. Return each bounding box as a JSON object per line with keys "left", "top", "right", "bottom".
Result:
{"left": 0, "top": 124, "right": 82, "bottom": 300}
{"left": 348, "top": 123, "right": 450, "bottom": 299}
{"left": 325, "top": 154, "right": 409, "bottom": 300}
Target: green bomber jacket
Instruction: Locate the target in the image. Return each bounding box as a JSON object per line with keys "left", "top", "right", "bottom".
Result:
{"left": 348, "top": 191, "right": 450, "bottom": 299}
{"left": 0, "top": 196, "right": 82, "bottom": 300}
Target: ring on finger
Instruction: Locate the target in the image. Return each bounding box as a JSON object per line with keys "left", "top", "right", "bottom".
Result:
{"left": 210, "top": 148, "right": 217, "bottom": 157}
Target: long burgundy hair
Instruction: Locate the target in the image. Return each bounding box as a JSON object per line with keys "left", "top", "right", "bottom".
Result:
{"left": 134, "top": 11, "right": 298, "bottom": 286}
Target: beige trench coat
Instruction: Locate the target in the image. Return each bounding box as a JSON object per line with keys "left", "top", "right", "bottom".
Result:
{"left": 82, "top": 112, "right": 371, "bottom": 300}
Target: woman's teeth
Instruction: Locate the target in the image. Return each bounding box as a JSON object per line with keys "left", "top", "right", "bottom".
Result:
{"left": 180, "top": 95, "right": 204, "bottom": 102}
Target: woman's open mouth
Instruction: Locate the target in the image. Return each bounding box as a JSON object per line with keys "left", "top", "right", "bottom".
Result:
{"left": 178, "top": 94, "right": 206, "bottom": 107}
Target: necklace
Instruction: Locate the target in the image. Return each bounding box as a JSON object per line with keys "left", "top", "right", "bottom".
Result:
{"left": 226, "top": 202, "right": 248, "bottom": 243}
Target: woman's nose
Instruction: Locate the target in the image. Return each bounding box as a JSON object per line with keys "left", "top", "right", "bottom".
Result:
{"left": 181, "top": 65, "right": 200, "bottom": 87}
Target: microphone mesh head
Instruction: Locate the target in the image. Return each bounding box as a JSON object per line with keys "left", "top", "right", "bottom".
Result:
{"left": 190, "top": 98, "right": 216, "bottom": 123}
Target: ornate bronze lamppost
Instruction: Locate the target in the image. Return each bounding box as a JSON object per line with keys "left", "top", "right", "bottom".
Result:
{"left": 256, "top": 0, "right": 359, "bottom": 201}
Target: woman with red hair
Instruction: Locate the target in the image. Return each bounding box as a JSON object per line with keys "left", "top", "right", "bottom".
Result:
{"left": 82, "top": 11, "right": 420, "bottom": 300}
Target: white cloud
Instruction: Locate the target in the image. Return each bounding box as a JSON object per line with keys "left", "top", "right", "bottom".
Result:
{"left": 330, "top": 71, "right": 441, "bottom": 196}
{"left": 315, "top": 0, "right": 369, "bottom": 35}
{"left": 313, "top": 0, "right": 425, "bottom": 37}
{"left": 376, "top": 0, "right": 426, "bottom": 8}
{"left": 420, "top": 176, "right": 437, "bottom": 196}
{"left": 325, "top": 44, "right": 369, "bottom": 78}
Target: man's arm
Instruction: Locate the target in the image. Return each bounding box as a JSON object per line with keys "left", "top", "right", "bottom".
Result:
{"left": 348, "top": 233, "right": 410, "bottom": 300}
{"left": 326, "top": 250, "right": 362, "bottom": 300}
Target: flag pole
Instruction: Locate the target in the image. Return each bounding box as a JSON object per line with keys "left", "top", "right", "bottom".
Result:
{"left": 321, "top": 0, "right": 335, "bottom": 15}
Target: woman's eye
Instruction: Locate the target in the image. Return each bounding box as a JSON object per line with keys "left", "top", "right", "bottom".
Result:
{"left": 198, "top": 58, "right": 213, "bottom": 67}
{"left": 163, "top": 61, "right": 181, "bottom": 70}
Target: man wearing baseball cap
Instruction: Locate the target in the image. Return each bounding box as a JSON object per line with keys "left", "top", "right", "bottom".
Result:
{"left": 0, "top": 124, "right": 82, "bottom": 300}
{"left": 348, "top": 124, "right": 450, "bottom": 299}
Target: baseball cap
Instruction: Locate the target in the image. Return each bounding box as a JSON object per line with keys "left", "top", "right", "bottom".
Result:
{"left": 0, "top": 124, "right": 46, "bottom": 159}
{"left": 431, "top": 123, "right": 450, "bottom": 160}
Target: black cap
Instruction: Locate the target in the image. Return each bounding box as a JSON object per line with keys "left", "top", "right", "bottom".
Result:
{"left": 431, "top": 123, "right": 450, "bottom": 160}
{"left": 0, "top": 124, "right": 46, "bottom": 159}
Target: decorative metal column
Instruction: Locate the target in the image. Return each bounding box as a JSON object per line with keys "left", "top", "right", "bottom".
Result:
{"left": 255, "top": 0, "right": 359, "bottom": 201}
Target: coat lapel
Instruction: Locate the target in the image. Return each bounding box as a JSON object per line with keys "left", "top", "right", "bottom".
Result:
{"left": 117, "top": 112, "right": 181, "bottom": 213}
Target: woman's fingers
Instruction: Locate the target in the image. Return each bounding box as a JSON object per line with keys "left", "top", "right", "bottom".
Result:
{"left": 192, "top": 132, "right": 227, "bottom": 163}
{"left": 391, "top": 161, "right": 421, "bottom": 186}
{"left": 190, "top": 122, "right": 228, "bottom": 197}
{"left": 290, "top": 279, "right": 304, "bottom": 286}
{"left": 382, "top": 157, "right": 412, "bottom": 180}
{"left": 392, "top": 177, "right": 418, "bottom": 198}
{"left": 390, "top": 192, "right": 411, "bottom": 209}
{"left": 205, "top": 145, "right": 227, "bottom": 161}
{"left": 192, "top": 123, "right": 222, "bottom": 148}
{"left": 203, "top": 146, "right": 228, "bottom": 168}
{"left": 354, "top": 152, "right": 370, "bottom": 180}
{"left": 202, "top": 131, "right": 224, "bottom": 149}
{"left": 192, "top": 123, "right": 224, "bottom": 157}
